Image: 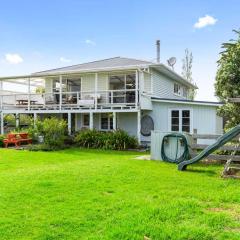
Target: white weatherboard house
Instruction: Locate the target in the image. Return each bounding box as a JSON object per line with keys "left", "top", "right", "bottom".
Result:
{"left": 0, "top": 57, "right": 223, "bottom": 144}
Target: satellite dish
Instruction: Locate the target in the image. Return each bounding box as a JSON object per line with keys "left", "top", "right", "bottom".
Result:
{"left": 141, "top": 115, "right": 154, "bottom": 137}
{"left": 167, "top": 57, "right": 177, "bottom": 70}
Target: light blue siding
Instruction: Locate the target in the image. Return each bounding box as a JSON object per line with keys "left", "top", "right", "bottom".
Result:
{"left": 141, "top": 101, "right": 223, "bottom": 144}
{"left": 151, "top": 69, "right": 189, "bottom": 100}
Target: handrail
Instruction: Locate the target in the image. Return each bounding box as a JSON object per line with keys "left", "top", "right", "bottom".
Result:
{"left": 0, "top": 89, "right": 138, "bottom": 97}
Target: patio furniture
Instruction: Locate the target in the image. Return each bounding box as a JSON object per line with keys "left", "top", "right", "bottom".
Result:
{"left": 16, "top": 100, "right": 37, "bottom": 105}
{"left": 3, "top": 133, "right": 32, "bottom": 148}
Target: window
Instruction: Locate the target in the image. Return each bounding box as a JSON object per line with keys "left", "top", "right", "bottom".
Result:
{"left": 174, "top": 83, "right": 181, "bottom": 95}
{"left": 109, "top": 73, "right": 136, "bottom": 103}
{"left": 183, "top": 87, "right": 188, "bottom": 98}
{"left": 171, "top": 110, "right": 179, "bottom": 131}
{"left": 170, "top": 110, "right": 191, "bottom": 133}
{"left": 83, "top": 114, "right": 89, "bottom": 127}
{"left": 101, "top": 113, "right": 113, "bottom": 130}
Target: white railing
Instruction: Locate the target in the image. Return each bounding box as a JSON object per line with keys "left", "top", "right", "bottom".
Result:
{"left": 0, "top": 89, "right": 138, "bottom": 110}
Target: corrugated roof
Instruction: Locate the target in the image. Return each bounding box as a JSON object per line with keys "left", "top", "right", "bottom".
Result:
{"left": 34, "top": 57, "right": 153, "bottom": 75}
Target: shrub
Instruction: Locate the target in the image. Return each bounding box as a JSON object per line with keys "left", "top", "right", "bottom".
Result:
{"left": 42, "top": 118, "right": 67, "bottom": 149}
{"left": 27, "top": 117, "right": 67, "bottom": 149}
{"left": 74, "top": 129, "right": 138, "bottom": 150}
{"left": 0, "top": 135, "right": 5, "bottom": 148}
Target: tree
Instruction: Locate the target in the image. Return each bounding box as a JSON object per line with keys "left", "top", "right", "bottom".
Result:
{"left": 215, "top": 30, "right": 240, "bottom": 129}
{"left": 182, "top": 49, "right": 196, "bottom": 100}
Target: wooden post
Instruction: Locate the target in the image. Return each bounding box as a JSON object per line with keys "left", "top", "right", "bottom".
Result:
{"left": 0, "top": 112, "right": 4, "bottom": 134}
{"left": 137, "top": 111, "right": 141, "bottom": 144}
{"left": 113, "top": 112, "right": 117, "bottom": 130}
{"left": 16, "top": 113, "right": 20, "bottom": 128}
{"left": 33, "top": 113, "right": 37, "bottom": 128}
{"left": 90, "top": 112, "right": 93, "bottom": 130}
{"left": 68, "top": 113, "right": 71, "bottom": 135}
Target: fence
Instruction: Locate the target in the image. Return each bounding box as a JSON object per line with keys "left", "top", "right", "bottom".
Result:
{"left": 190, "top": 129, "right": 240, "bottom": 162}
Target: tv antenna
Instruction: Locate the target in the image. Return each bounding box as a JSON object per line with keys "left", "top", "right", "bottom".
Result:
{"left": 167, "top": 57, "right": 177, "bottom": 70}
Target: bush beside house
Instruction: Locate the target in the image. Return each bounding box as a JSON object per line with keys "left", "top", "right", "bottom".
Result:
{"left": 74, "top": 129, "right": 138, "bottom": 150}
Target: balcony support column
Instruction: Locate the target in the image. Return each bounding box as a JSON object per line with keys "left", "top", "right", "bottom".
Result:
{"left": 89, "top": 112, "right": 93, "bottom": 130}
{"left": 16, "top": 113, "right": 20, "bottom": 129}
{"left": 0, "top": 112, "right": 4, "bottom": 134}
{"left": 137, "top": 111, "right": 141, "bottom": 144}
{"left": 68, "top": 113, "right": 71, "bottom": 135}
{"left": 113, "top": 112, "right": 117, "bottom": 130}
{"left": 33, "top": 113, "right": 37, "bottom": 127}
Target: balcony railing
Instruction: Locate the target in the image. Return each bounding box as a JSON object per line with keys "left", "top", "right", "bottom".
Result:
{"left": 0, "top": 89, "right": 138, "bottom": 111}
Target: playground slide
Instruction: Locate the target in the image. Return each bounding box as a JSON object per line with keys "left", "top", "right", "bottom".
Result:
{"left": 178, "top": 125, "right": 240, "bottom": 171}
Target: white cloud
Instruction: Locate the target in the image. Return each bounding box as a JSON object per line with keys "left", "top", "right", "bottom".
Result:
{"left": 60, "top": 57, "right": 71, "bottom": 63}
{"left": 194, "top": 15, "right": 217, "bottom": 29}
{"left": 85, "top": 39, "right": 96, "bottom": 46}
{"left": 5, "top": 53, "right": 23, "bottom": 64}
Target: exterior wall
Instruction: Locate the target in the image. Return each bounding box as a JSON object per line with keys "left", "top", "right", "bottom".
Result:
{"left": 117, "top": 112, "right": 137, "bottom": 137}
{"left": 75, "top": 112, "right": 138, "bottom": 138}
{"left": 151, "top": 69, "right": 190, "bottom": 100}
{"left": 143, "top": 72, "right": 152, "bottom": 93}
{"left": 141, "top": 101, "right": 223, "bottom": 144}
{"left": 81, "top": 74, "right": 95, "bottom": 92}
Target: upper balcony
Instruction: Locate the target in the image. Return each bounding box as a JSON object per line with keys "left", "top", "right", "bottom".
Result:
{"left": 0, "top": 71, "right": 139, "bottom": 112}
{"left": 0, "top": 89, "right": 138, "bottom": 112}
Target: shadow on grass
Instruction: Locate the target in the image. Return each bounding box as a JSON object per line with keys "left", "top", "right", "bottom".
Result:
{"left": 186, "top": 168, "right": 217, "bottom": 176}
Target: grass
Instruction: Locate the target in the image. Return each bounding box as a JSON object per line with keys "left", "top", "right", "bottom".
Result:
{"left": 0, "top": 148, "right": 240, "bottom": 240}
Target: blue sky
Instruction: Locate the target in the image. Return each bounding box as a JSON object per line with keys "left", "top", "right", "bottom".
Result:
{"left": 0, "top": 0, "right": 239, "bottom": 100}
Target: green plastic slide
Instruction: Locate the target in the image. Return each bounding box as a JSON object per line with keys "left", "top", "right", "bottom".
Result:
{"left": 178, "top": 125, "right": 240, "bottom": 171}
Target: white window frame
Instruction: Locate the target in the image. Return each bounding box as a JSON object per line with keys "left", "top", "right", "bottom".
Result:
{"left": 168, "top": 108, "right": 193, "bottom": 134}
{"left": 100, "top": 113, "right": 113, "bottom": 131}
{"left": 173, "top": 83, "right": 181, "bottom": 96}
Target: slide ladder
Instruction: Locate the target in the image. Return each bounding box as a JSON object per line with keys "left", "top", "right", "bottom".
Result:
{"left": 178, "top": 125, "right": 240, "bottom": 171}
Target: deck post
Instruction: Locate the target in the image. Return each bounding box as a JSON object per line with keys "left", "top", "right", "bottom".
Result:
{"left": 33, "top": 113, "right": 37, "bottom": 127}
{"left": 113, "top": 112, "right": 117, "bottom": 130}
{"left": 59, "top": 75, "right": 62, "bottom": 110}
{"left": 89, "top": 112, "right": 93, "bottom": 130}
{"left": 16, "top": 113, "right": 20, "bottom": 128}
{"left": 137, "top": 111, "right": 141, "bottom": 144}
{"left": 68, "top": 113, "right": 71, "bottom": 135}
{"left": 0, "top": 112, "right": 4, "bottom": 134}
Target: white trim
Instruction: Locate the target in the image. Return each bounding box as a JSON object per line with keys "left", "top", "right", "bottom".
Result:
{"left": 152, "top": 98, "right": 222, "bottom": 107}
{"left": 168, "top": 108, "right": 193, "bottom": 134}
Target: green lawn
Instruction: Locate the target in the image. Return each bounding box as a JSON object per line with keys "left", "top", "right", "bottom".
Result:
{"left": 0, "top": 149, "right": 240, "bottom": 240}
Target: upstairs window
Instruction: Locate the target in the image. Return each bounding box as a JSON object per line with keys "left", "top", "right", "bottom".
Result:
{"left": 174, "top": 83, "right": 181, "bottom": 96}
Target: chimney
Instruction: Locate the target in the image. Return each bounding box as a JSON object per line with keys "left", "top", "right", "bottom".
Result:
{"left": 156, "top": 40, "right": 160, "bottom": 63}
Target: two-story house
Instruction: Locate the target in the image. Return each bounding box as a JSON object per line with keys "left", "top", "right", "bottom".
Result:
{"left": 0, "top": 57, "right": 223, "bottom": 144}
